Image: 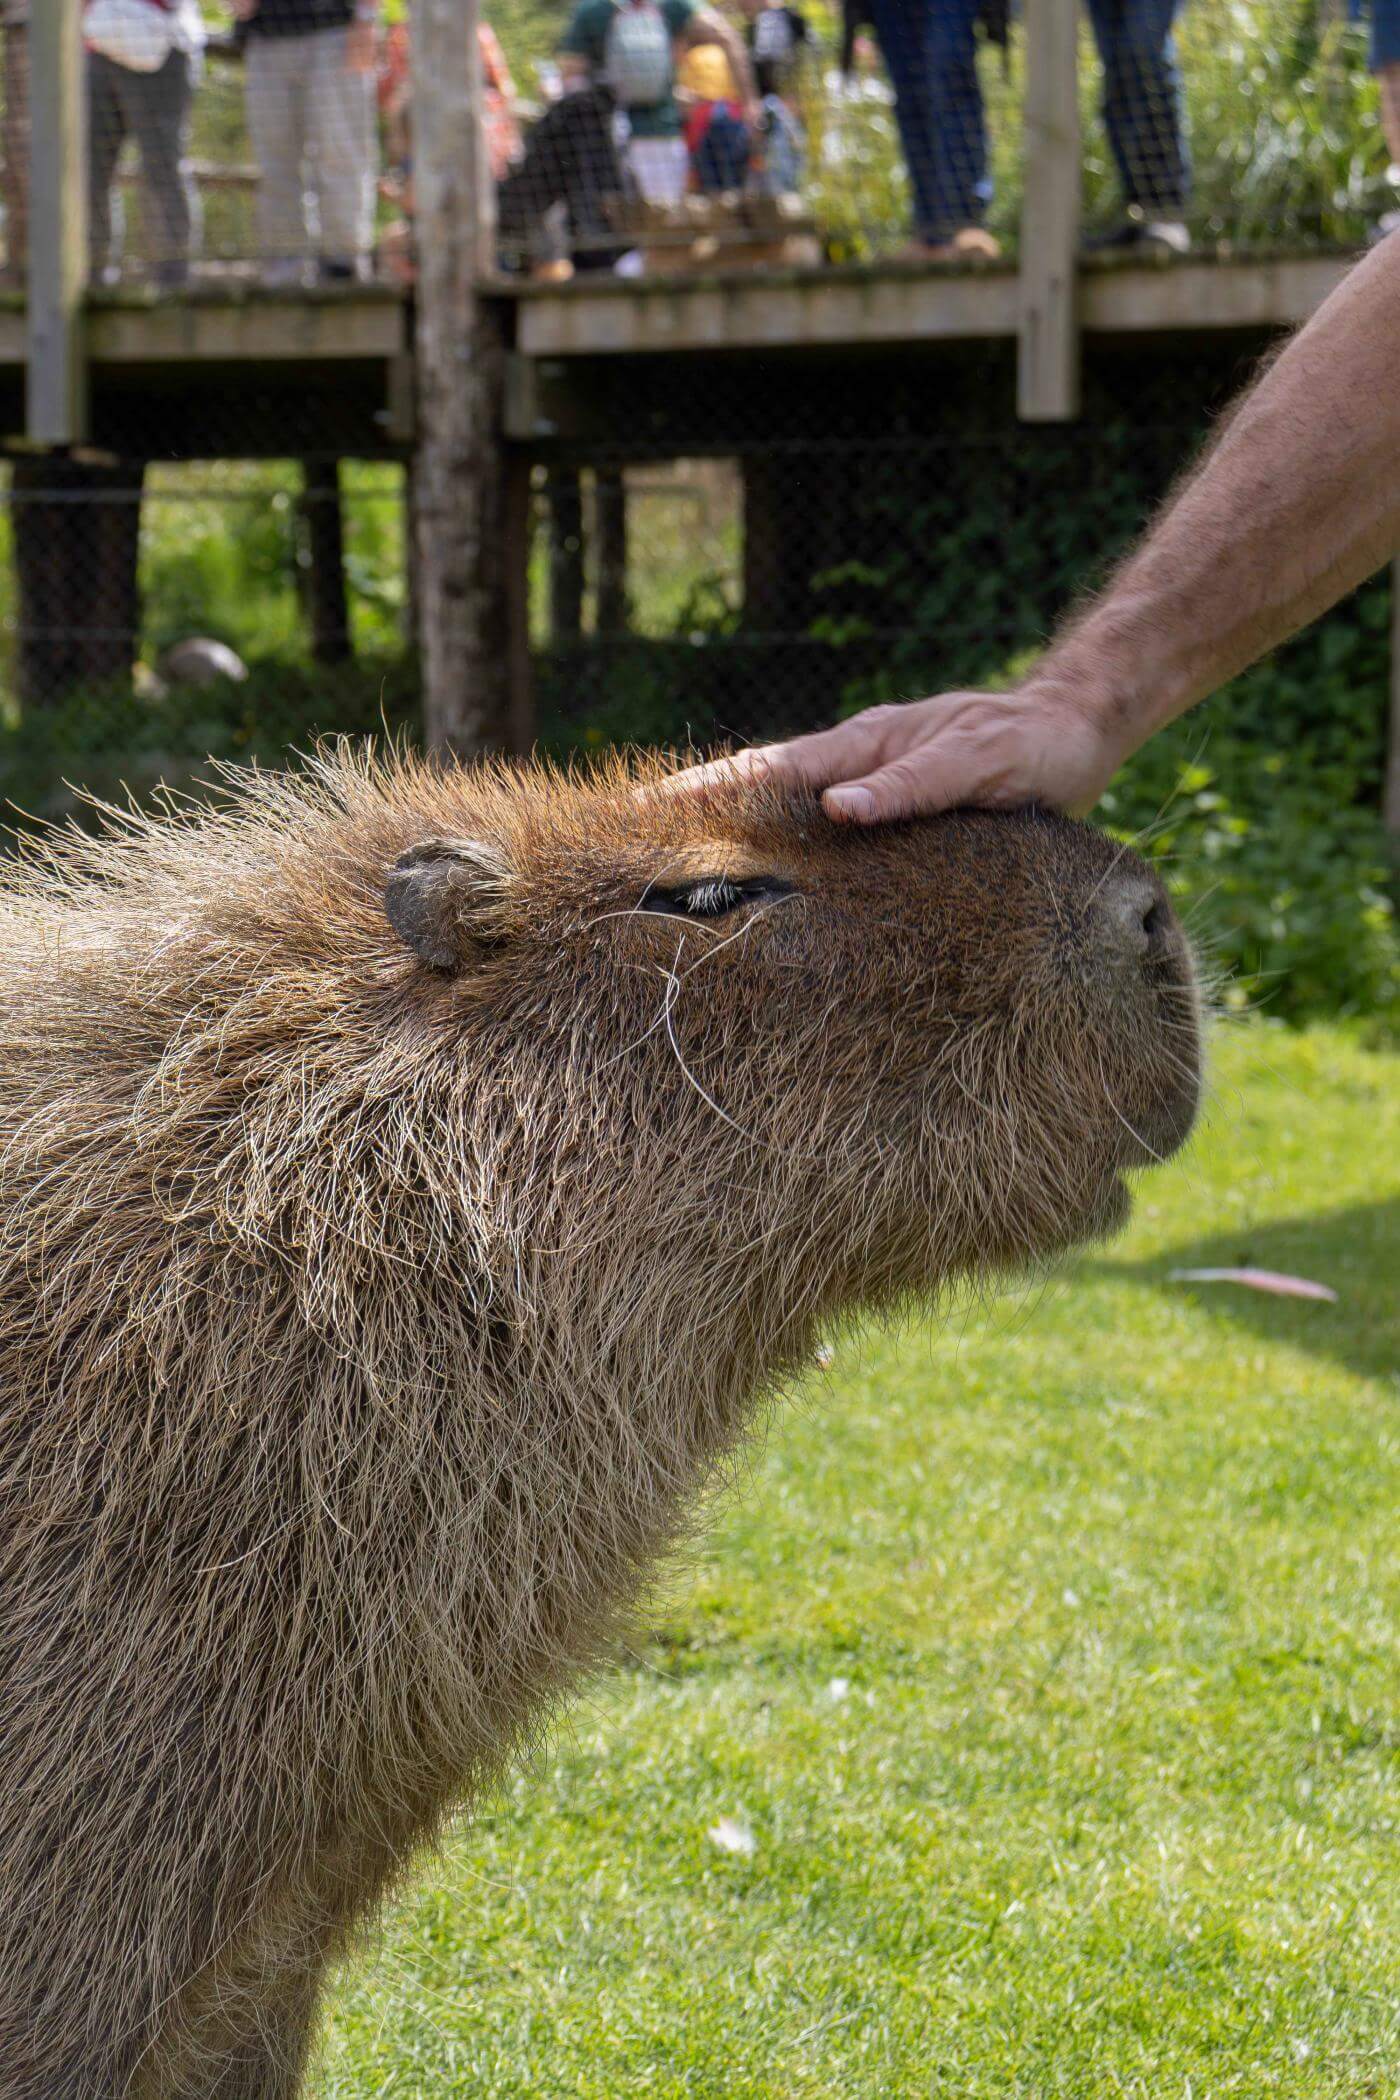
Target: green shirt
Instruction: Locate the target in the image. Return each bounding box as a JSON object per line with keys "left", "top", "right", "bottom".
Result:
{"left": 560, "top": 0, "right": 698, "bottom": 139}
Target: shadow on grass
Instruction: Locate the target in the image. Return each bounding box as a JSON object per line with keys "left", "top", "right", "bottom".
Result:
{"left": 1079, "top": 1196, "right": 1400, "bottom": 1386}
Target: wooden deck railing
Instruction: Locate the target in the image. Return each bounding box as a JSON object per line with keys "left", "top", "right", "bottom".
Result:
{"left": 25, "top": 0, "right": 1092, "bottom": 447}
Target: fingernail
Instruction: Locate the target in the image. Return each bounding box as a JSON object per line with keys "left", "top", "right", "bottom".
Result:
{"left": 825, "top": 786, "right": 876, "bottom": 822}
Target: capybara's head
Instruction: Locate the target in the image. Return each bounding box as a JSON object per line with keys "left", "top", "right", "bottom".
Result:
{"left": 371, "top": 750, "right": 1200, "bottom": 1332}
{"left": 5, "top": 748, "right": 1200, "bottom": 1388}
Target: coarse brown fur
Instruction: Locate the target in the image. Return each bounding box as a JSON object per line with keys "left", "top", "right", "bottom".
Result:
{"left": 0, "top": 745, "right": 1201, "bottom": 2097}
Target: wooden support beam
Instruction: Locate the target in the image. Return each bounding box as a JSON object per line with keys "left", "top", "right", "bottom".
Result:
{"left": 27, "top": 0, "right": 87, "bottom": 442}
{"left": 594, "top": 466, "right": 629, "bottom": 636}
{"left": 548, "top": 467, "right": 584, "bottom": 644}
{"left": 1018, "top": 0, "right": 1080, "bottom": 422}
{"left": 409, "top": 0, "right": 512, "bottom": 755}
{"left": 1387, "top": 556, "right": 1400, "bottom": 837}
{"left": 299, "top": 457, "right": 352, "bottom": 667}
{"left": 505, "top": 454, "right": 535, "bottom": 754}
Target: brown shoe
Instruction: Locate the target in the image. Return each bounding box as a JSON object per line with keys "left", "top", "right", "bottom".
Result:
{"left": 897, "top": 227, "right": 1003, "bottom": 264}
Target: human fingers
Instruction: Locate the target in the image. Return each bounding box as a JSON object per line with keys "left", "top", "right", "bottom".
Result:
{"left": 821, "top": 748, "right": 965, "bottom": 823}
{"left": 658, "top": 744, "right": 782, "bottom": 796}
{"left": 682, "top": 709, "right": 912, "bottom": 797}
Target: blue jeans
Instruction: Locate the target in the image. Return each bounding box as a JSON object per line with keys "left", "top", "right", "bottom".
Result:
{"left": 869, "top": 0, "right": 1189, "bottom": 241}
{"left": 867, "top": 0, "right": 990, "bottom": 244}
{"left": 1370, "top": 0, "right": 1400, "bottom": 70}
{"left": 1085, "top": 0, "right": 1189, "bottom": 215}
{"left": 694, "top": 106, "right": 751, "bottom": 193}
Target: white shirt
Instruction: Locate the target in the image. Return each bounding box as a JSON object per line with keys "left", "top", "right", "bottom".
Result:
{"left": 83, "top": 0, "right": 207, "bottom": 59}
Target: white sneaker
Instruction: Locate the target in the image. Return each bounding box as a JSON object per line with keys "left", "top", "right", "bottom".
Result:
{"left": 1141, "top": 219, "right": 1191, "bottom": 256}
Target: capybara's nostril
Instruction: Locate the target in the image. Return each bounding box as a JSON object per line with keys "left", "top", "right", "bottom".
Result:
{"left": 1096, "top": 872, "right": 1169, "bottom": 972}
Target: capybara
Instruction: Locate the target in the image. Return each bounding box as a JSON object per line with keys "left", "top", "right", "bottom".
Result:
{"left": 0, "top": 746, "right": 1201, "bottom": 2096}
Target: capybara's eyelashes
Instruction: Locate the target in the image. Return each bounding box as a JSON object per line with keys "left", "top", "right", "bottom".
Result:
{"left": 639, "top": 872, "right": 797, "bottom": 919}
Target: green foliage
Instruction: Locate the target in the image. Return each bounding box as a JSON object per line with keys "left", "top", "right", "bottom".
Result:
{"left": 312, "top": 1022, "right": 1400, "bottom": 2098}
{"left": 0, "top": 658, "right": 419, "bottom": 832}
{"left": 783, "top": 408, "right": 1400, "bottom": 1038}
{"left": 1103, "top": 603, "right": 1399, "bottom": 1034}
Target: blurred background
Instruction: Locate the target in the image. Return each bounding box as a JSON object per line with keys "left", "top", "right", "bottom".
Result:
{"left": 2, "top": 0, "right": 1398, "bottom": 1031}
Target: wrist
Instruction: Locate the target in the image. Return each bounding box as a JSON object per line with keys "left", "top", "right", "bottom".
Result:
{"left": 1015, "top": 666, "right": 1130, "bottom": 762}
{"left": 1043, "top": 585, "right": 1210, "bottom": 753}
{"left": 1027, "top": 639, "right": 1177, "bottom": 777}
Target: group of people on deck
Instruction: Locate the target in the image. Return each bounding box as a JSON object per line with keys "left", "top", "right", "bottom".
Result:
{"left": 7, "top": 1, "right": 1400, "bottom": 289}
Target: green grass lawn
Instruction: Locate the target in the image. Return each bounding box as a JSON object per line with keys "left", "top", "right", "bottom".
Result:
{"left": 313, "top": 1020, "right": 1399, "bottom": 2099}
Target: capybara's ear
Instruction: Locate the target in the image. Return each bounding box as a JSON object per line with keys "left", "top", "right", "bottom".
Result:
{"left": 385, "top": 836, "right": 516, "bottom": 970}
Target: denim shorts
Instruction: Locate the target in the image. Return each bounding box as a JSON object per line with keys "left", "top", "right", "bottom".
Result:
{"left": 1372, "top": 0, "right": 1400, "bottom": 71}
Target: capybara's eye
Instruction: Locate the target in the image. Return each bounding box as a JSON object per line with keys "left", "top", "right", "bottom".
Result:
{"left": 641, "top": 876, "right": 793, "bottom": 921}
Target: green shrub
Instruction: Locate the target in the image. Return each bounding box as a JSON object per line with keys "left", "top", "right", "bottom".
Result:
{"left": 0, "top": 658, "right": 420, "bottom": 832}
{"left": 1102, "top": 607, "right": 1399, "bottom": 1034}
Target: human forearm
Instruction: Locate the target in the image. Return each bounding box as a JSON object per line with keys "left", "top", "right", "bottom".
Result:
{"left": 674, "top": 240, "right": 1400, "bottom": 824}
{"left": 1044, "top": 235, "right": 1400, "bottom": 768}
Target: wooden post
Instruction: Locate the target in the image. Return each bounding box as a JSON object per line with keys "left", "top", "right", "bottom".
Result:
{"left": 548, "top": 467, "right": 585, "bottom": 644}
{"left": 1387, "top": 557, "right": 1400, "bottom": 837}
{"left": 595, "top": 466, "right": 629, "bottom": 636}
{"left": 27, "top": 0, "right": 87, "bottom": 442}
{"left": 409, "top": 0, "right": 513, "bottom": 754}
{"left": 2, "top": 10, "right": 32, "bottom": 280}
{"left": 299, "top": 457, "right": 352, "bottom": 666}
{"left": 1018, "top": 0, "right": 1080, "bottom": 423}
{"left": 505, "top": 455, "right": 535, "bottom": 753}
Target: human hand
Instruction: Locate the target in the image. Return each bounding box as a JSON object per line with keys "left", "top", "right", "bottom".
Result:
{"left": 670, "top": 684, "right": 1125, "bottom": 821}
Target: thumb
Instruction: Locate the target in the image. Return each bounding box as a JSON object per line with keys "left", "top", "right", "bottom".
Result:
{"left": 822, "top": 756, "right": 954, "bottom": 824}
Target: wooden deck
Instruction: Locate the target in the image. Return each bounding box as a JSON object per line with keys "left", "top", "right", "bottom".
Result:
{"left": 506, "top": 251, "right": 1352, "bottom": 361}
{"left": 0, "top": 248, "right": 1353, "bottom": 378}
{"left": 0, "top": 285, "right": 409, "bottom": 371}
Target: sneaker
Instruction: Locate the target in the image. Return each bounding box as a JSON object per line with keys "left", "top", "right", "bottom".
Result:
{"left": 897, "top": 226, "right": 1003, "bottom": 264}
{"left": 1084, "top": 217, "right": 1191, "bottom": 257}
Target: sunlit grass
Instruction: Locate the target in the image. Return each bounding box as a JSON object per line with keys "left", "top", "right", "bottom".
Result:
{"left": 312, "top": 1020, "right": 1400, "bottom": 2097}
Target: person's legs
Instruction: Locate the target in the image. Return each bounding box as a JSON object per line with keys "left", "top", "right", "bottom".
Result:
{"left": 87, "top": 51, "right": 127, "bottom": 279}
{"left": 626, "top": 136, "right": 689, "bottom": 207}
{"left": 1368, "top": 2, "right": 1400, "bottom": 239}
{"left": 307, "top": 26, "right": 376, "bottom": 274}
{"left": 1380, "top": 64, "right": 1400, "bottom": 169}
{"left": 1085, "top": 0, "right": 1189, "bottom": 219}
{"left": 867, "top": 0, "right": 988, "bottom": 245}
{"left": 2, "top": 21, "right": 30, "bottom": 278}
{"left": 694, "top": 107, "right": 750, "bottom": 193}
{"left": 246, "top": 34, "right": 309, "bottom": 279}
{"left": 129, "top": 50, "right": 196, "bottom": 284}
{"left": 757, "top": 95, "right": 802, "bottom": 197}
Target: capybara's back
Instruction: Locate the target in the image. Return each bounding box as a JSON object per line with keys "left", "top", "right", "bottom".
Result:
{"left": 0, "top": 748, "right": 1200, "bottom": 2096}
